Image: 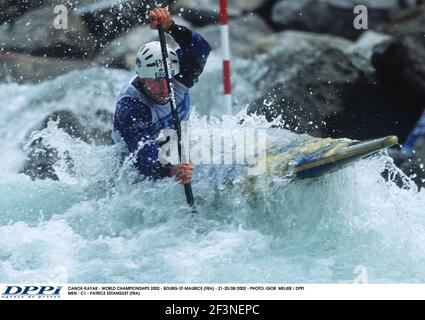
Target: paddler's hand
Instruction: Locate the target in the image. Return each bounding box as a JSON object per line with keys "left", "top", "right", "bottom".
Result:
{"left": 170, "top": 164, "right": 193, "bottom": 185}
{"left": 149, "top": 8, "right": 173, "bottom": 30}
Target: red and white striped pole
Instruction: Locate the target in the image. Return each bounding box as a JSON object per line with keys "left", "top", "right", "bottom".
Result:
{"left": 220, "top": 0, "right": 232, "bottom": 114}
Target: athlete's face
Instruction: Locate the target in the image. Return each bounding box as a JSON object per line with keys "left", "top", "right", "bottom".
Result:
{"left": 142, "top": 78, "right": 170, "bottom": 105}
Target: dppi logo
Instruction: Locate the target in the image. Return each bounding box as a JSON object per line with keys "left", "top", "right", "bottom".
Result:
{"left": 2, "top": 286, "right": 62, "bottom": 299}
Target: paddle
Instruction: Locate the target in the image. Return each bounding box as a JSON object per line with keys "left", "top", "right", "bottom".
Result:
{"left": 157, "top": 25, "right": 196, "bottom": 210}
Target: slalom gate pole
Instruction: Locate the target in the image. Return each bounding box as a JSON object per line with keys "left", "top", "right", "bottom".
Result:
{"left": 220, "top": 0, "right": 232, "bottom": 114}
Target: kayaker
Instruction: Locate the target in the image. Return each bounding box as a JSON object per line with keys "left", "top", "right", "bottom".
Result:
{"left": 112, "top": 8, "right": 212, "bottom": 185}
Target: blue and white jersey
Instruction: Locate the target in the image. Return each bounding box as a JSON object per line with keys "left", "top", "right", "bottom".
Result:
{"left": 113, "top": 24, "right": 212, "bottom": 179}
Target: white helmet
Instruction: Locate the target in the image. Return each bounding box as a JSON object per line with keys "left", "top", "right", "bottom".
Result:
{"left": 135, "top": 41, "right": 180, "bottom": 79}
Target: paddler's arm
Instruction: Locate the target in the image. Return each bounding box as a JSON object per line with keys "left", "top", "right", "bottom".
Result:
{"left": 114, "top": 97, "right": 172, "bottom": 179}
{"left": 165, "top": 21, "right": 212, "bottom": 88}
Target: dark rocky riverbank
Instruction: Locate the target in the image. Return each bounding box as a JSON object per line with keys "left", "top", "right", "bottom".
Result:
{"left": 1, "top": 0, "right": 424, "bottom": 186}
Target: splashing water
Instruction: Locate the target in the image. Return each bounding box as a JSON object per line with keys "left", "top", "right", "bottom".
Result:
{"left": 1, "top": 60, "right": 425, "bottom": 283}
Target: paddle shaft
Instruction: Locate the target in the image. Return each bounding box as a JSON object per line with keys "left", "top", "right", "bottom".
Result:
{"left": 157, "top": 25, "right": 195, "bottom": 209}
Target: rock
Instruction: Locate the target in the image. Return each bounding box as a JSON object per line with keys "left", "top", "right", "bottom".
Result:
{"left": 246, "top": 31, "right": 364, "bottom": 137}
{"left": 0, "top": 0, "right": 47, "bottom": 24}
{"left": 387, "top": 6, "right": 425, "bottom": 34}
{"left": 0, "top": 0, "right": 101, "bottom": 24}
{"left": 244, "top": 31, "right": 423, "bottom": 141}
{"left": 171, "top": 7, "right": 221, "bottom": 27}
{"left": 20, "top": 136, "right": 61, "bottom": 181}
{"left": 244, "top": 31, "right": 353, "bottom": 91}
{"left": 20, "top": 109, "right": 113, "bottom": 180}
{"left": 409, "top": 133, "right": 425, "bottom": 188}
{"left": 327, "top": 0, "right": 398, "bottom": 9}
{"left": 271, "top": 0, "right": 398, "bottom": 40}
{"left": 173, "top": 0, "right": 265, "bottom": 26}
{"left": 345, "top": 30, "right": 391, "bottom": 74}
{"left": 90, "top": 109, "right": 114, "bottom": 146}
{"left": 240, "top": 34, "right": 280, "bottom": 58}
{"left": 0, "top": 6, "right": 96, "bottom": 58}
{"left": 95, "top": 17, "right": 190, "bottom": 70}
{"left": 229, "top": 0, "right": 268, "bottom": 11}
{"left": 250, "top": 53, "right": 363, "bottom": 137}
{"left": 347, "top": 30, "right": 391, "bottom": 60}
{"left": 37, "top": 110, "right": 91, "bottom": 142}
{"left": 0, "top": 52, "right": 92, "bottom": 83}
{"left": 176, "top": 0, "right": 265, "bottom": 12}
{"left": 370, "top": 31, "right": 425, "bottom": 145}
{"left": 95, "top": 25, "right": 157, "bottom": 69}
{"left": 197, "top": 14, "right": 272, "bottom": 57}
{"left": 372, "top": 32, "right": 425, "bottom": 100}
{"left": 20, "top": 110, "right": 87, "bottom": 181}
{"left": 76, "top": 0, "right": 173, "bottom": 47}
{"left": 398, "top": 0, "right": 425, "bottom": 9}
{"left": 389, "top": 134, "right": 425, "bottom": 189}
{"left": 35, "top": 109, "right": 113, "bottom": 146}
